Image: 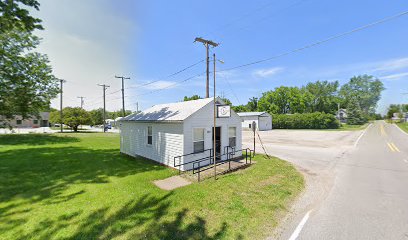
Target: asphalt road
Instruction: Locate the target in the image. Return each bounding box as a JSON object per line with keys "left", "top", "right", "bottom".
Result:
{"left": 293, "top": 121, "right": 408, "bottom": 240}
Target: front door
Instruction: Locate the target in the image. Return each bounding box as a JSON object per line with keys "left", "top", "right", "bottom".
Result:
{"left": 212, "top": 127, "right": 221, "bottom": 160}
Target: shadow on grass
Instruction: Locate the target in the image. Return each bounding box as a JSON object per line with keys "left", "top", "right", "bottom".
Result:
{"left": 0, "top": 134, "right": 80, "bottom": 145}
{"left": 15, "top": 193, "right": 229, "bottom": 240}
{"left": 0, "top": 146, "right": 164, "bottom": 205}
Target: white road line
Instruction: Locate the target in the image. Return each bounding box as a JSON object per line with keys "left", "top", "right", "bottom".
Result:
{"left": 354, "top": 123, "right": 372, "bottom": 147}
{"left": 288, "top": 210, "right": 312, "bottom": 240}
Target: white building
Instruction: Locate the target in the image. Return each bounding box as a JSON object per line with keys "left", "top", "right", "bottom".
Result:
{"left": 0, "top": 112, "right": 50, "bottom": 128}
{"left": 119, "top": 98, "right": 242, "bottom": 171}
{"left": 336, "top": 109, "right": 348, "bottom": 123}
{"left": 237, "top": 112, "right": 272, "bottom": 131}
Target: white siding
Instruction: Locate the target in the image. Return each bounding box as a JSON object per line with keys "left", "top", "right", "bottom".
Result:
{"left": 183, "top": 103, "right": 242, "bottom": 170}
{"left": 119, "top": 121, "right": 184, "bottom": 168}
{"left": 240, "top": 115, "right": 272, "bottom": 131}
{"left": 258, "top": 116, "right": 272, "bottom": 130}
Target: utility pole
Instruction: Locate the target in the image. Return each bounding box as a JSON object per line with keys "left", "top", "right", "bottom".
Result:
{"left": 59, "top": 79, "right": 66, "bottom": 133}
{"left": 77, "top": 96, "right": 85, "bottom": 109}
{"left": 213, "top": 53, "right": 217, "bottom": 180}
{"left": 115, "top": 76, "right": 130, "bottom": 117}
{"left": 97, "top": 84, "right": 110, "bottom": 132}
{"left": 136, "top": 102, "right": 139, "bottom": 113}
{"left": 194, "top": 37, "right": 219, "bottom": 98}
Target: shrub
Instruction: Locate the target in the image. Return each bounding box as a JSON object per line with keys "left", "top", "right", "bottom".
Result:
{"left": 272, "top": 112, "right": 340, "bottom": 129}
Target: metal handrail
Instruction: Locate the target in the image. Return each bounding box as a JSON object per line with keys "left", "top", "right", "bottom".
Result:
{"left": 192, "top": 148, "right": 254, "bottom": 181}
{"left": 173, "top": 148, "right": 213, "bottom": 174}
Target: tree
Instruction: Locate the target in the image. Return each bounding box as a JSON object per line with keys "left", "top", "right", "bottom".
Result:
{"left": 346, "top": 97, "right": 367, "bottom": 125}
{"left": 246, "top": 97, "right": 258, "bottom": 111}
{"left": 305, "top": 80, "right": 339, "bottom": 114}
{"left": 339, "top": 75, "right": 385, "bottom": 115}
{"left": 219, "top": 97, "right": 232, "bottom": 105}
{"left": 232, "top": 105, "right": 247, "bottom": 113}
{"left": 386, "top": 104, "right": 402, "bottom": 119}
{"left": 0, "top": 30, "right": 58, "bottom": 120}
{"left": 49, "top": 110, "right": 61, "bottom": 125}
{"left": 0, "top": 0, "right": 43, "bottom": 33}
{"left": 89, "top": 108, "right": 104, "bottom": 125}
{"left": 61, "top": 107, "right": 91, "bottom": 132}
{"left": 183, "top": 95, "right": 201, "bottom": 101}
{"left": 108, "top": 109, "right": 132, "bottom": 119}
{"left": 258, "top": 86, "right": 309, "bottom": 114}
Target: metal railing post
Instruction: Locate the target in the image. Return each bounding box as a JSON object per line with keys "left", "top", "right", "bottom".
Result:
{"left": 198, "top": 162, "right": 201, "bottom": 182}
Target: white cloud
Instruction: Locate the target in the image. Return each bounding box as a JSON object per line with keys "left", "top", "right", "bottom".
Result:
{"left": 32, "top": 0, "right": 138, "bottom": 111}
{"left": 253, "top": 67, "right": 284, "bottom": 78}
{"left": 380, "top": 72, "right": 408, "bottom": 81}
{"left": 374, "top": 58, "right": 408, "bottom": 72}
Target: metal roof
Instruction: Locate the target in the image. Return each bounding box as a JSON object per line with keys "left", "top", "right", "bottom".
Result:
{"left": 121, "top": 98, "right": 214, "bottom": 122}
{"left": 237, "top": 112, "right": 269, "bottom": 117}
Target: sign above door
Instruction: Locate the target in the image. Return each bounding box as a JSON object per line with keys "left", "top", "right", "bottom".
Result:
{"left": 217, "top": 105, "right": 231, "bottom": 118}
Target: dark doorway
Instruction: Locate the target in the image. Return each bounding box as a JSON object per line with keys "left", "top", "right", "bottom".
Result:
{"left": 212, "top": 127, "right": 221, "bottom": 160}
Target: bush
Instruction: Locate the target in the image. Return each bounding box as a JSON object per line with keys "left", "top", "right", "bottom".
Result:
{"left": 272, "top": 112, "right": 340, "bottom": 129}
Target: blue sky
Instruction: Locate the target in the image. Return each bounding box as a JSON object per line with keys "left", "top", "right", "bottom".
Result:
{"left": 36, "top": 0, "right": 408, "bottom": 113}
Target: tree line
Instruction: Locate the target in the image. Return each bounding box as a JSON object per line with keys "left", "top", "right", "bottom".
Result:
{"left": 49, "top": 108, "right": 134, "bottom": 132}
{"left": 185, "top": 75, "right": 385, "bottom": 126}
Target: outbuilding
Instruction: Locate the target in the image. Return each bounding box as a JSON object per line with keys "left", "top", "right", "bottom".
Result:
{"left": 237, "top": 112, "right": 272, "bottom": 131}
{"left": 119, "top": 98, "right": 242, "bottom": 171}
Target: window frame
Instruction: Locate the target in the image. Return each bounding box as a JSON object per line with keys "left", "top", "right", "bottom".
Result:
{"left": 193, "top": 128, "right": 205, "bottom": 153}
{"left": 228, "top": 126, "right": 237, "bottom": 148}
{"left": 147, "top": 126, "right": 153, "bottom": 145}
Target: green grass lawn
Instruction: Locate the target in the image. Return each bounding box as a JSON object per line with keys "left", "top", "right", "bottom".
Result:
{"left": 397, "top": 122, "right": 408, "bottom": 134}
{"left": 0, "top": 133, "right": 304, "bottom": 240}
{"left": 337, "top": 123, "right": 370, "bottom": 131}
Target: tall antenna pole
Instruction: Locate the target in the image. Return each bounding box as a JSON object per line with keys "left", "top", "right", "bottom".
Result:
{"left": 194, "top": 37, "right": 219, "bottom": 98}
{"left": 115, "top": 76, "right": 130, "bottom": 117}
{"left": 77, "top": 96, "right": 85, "bottom": 109}
{"left": 59, "top": 79, "right": 66, "bottom": 133}
{"left": 98, "top": 84, "right": 110, "bottom": 132}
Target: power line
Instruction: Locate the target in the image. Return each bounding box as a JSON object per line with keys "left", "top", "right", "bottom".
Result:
{"left": 107, "top": 59, "right": 205, "bottom": 95}
{"left": 219, "top": 10, "right": 408, "bottom": 73}
{"left": 208, "top": 0, "right": 306, "bottom": 39}
{"left": 90, "top": 10, "right": 408, "bottom": 107}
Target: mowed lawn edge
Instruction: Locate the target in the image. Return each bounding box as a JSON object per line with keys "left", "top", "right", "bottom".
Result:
{"left": 0, "top": 133, "right": 304, "bottom": 240}
{"left": 396, "top": 122, "right": 408, "bottom": 134}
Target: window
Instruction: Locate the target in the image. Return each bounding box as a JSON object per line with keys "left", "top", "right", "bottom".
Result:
{"left": 147, "top": 126, "right": 152, "bottom": 145}
{"left": 193, "top": 128, "right": 205, "bottom": 153}
{"left": 33, "top": 120, "right": 38, "bottom": 124}
{"left": 16, "top": 120, "right": 22, "bottom": 125}
{"left": 229, "top": 127, "right": 236, "bottom": 147}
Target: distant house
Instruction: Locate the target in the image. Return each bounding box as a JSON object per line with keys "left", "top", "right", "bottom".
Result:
{"left": 237, "top": 112, "right": 272, "bottom": 131}
{"left": 0, "top": 112, "right": 50, "bottom": 128}
{"left": 119, "top": 98, "right": 242, "bottom": 171}
{"left": 336, "top": 109, "right": 348, "bottom": 123}
{"left": 392, "top": 112, "right": 408, "bottom": 122}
